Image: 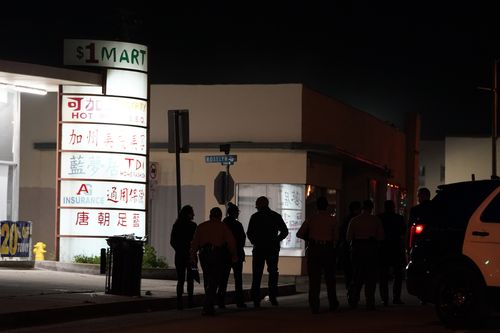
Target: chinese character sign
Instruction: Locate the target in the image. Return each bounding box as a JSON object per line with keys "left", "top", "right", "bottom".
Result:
{"left": 60, "top": 180, "right": 146, "bottom": 210}
{"left": 59, "top": 209, "right": 145, "bottom": 237}
{"left": 60, "top": 152, "right": 146, "bottom": 182}
{"left": 61, "top": 123, "right": 147, "bottom": 154}
{"left": 59, "top": 40, "right": 148, "bottom": 244}
{"left": 62, "top": 95, "right": 147, "bottom": 127}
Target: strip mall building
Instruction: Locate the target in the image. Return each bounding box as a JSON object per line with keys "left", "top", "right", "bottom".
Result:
{"left": 1, "top": 47, "right": 419, "bottom": 275}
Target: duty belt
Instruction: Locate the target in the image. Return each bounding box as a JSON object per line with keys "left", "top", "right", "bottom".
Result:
{"left": 309, "top": 239, "right": 334, "bottom": 246}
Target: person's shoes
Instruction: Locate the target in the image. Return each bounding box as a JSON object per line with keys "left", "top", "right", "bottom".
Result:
{"left": 236, "top": 303, "right": 247, "bottom": 308}
{"left": 269, "top": 297, "right": 279, "bottom": 306}
{"left": 366, "top": 304, "right": 376, "bottom": 311}
{"left": 329, "top": 300, "right": 340, "bottom": 312}
{"left": 393, "top": 299, "right": 405, "bottom": 305}
{"left": 202, "top": 307, "right": 215, "bottom": 316}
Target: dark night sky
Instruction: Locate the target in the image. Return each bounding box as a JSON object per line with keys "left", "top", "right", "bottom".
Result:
{"left": 2, "top": 2, "right": 500, "bottom": 139}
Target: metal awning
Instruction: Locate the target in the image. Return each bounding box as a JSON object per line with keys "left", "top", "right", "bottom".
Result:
{"left": 0, "top": 59, "right": 102, "bottom": 92}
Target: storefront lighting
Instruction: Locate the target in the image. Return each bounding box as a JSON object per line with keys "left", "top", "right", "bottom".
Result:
{"left": 0, "top": 83, "right": 47, "bottom": 96}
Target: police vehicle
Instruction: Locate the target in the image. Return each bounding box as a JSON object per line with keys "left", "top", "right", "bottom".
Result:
{"left": 406, "top": 179, "right": 500, "bottom": 327}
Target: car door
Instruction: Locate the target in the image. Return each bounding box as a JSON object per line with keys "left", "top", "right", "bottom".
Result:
{"left": 463, "top": 186, "right": 500, "bottom": 287}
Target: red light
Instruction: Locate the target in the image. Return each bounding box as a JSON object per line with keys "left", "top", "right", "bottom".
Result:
{"left": 408, "top": 223, "right": 425, "bottom": 248}
{"left": 415, "top": 224, "right": 424, "bottom": 234}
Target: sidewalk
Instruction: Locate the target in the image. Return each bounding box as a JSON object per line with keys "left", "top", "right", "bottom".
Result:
{"left": 0, "top": 263, "right": 298, "bottom": 330}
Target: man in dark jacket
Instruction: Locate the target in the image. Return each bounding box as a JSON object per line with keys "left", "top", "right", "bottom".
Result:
{"left": 247, "top": 196, "right": 289, "bottom": 307}
{"left": 377, "top": 200, "right": 406, "bottom": 306}
{"left": 170, "top": 205, "right": 197, "bottom": 310}
{"left": 217, "top": 202, "right": 247, "bottom": 308}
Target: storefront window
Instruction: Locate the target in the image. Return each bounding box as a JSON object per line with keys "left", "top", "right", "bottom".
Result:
{"left": 237, "top": 183, "right": 305, "bottom": 250}
{"left": 0, "top": 87, "right": 19, "bottom": 220}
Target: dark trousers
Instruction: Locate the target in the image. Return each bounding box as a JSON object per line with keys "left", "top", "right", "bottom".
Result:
{"left": 218, "top": 260, "right": 245, "bottom": 305}
{"left": 251, "top": 247, "right": 279, "bottom": 303}
{"left": 379, "top": 245, "right": 405, "bottom": 302}
{"left": 175, "top": 254, "right": 194, "bottom": 305}
{"left": 338, "top": 241, "right": 352, "bottom": 290}
{"left": 199, "top": 247, "right": 225, "bottom": 313}
{"left": 348, "top": 240, "right": 379, "bottom": 308}
{"left": 307, "top": 244, "right": 338, "bottom": 310}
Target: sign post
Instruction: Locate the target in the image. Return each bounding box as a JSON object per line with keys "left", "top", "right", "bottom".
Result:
{"left": 205, "top": 145, "right": 237, "bottom": 208}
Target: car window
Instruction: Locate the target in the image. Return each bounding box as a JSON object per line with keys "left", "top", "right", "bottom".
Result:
{"left": 480, "top": 192, "right": 500, "bottom": 223}
{"left": 432, "top": 187, "right": 494, "bottom": 228}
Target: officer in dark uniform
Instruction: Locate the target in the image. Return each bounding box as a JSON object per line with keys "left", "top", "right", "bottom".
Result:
{"left": 191, "top": 207, "right": 237, "bottom": 315}
{"left": 297, "top": 196, "right": 339, "bottom": 314}
{"left": 247, "top": 196, "right": 289, "bottom": 307}
{"left": 217, "top": 202, "right": 247, "bottom": 308}
{"left": 346, "top": 199, "right": 384, "bottom": 310}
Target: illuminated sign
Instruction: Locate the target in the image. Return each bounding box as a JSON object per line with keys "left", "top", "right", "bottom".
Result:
{"left": 60, "top": 180, "right": 146, "bottom": 210}
{"left": 62, "top": 95, "right": 147, "bottom": 126}
{"left": 61, "top": 123, "right": 147, "bottom": 154}
{"left": 59, "top": 39, "right": 148, "bottom": 260}
{"left": 59, "top": 209, "right": 145, "bottom": 237}
{"left": 64, "top": 39, "right": 148, "bottom": 72}
{"left": 60, "top": 152, "right": 146, "bottom": 182}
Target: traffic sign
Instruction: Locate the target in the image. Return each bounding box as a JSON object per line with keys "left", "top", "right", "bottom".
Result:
{"left": 214, "top": 171, "right": 234, "bottom": 204}
{"left": 205, "top": 155, "right": 237, "bottom": 165}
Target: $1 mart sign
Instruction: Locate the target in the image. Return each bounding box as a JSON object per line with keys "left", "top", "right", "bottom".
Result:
{"left": 64, "top": 39, "right": 148, "bottom": 72}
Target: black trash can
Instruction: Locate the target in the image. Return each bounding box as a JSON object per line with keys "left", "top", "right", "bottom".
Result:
{"left": 105, "top": 236, "right": 145, "bottom": 296}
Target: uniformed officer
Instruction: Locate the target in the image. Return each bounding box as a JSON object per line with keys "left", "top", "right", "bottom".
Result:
{"left": 297, "top": 196, "right": 339, "bottom": 314}
{"left": 346, "top": 199, "right": 384, "bottom": 310}
{"left": 191, "top": 207, "right": 237, "bottom": 315}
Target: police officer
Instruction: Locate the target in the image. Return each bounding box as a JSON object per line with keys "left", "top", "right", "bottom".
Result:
{"left": 297, "top": 196, "right": 339, "bottom": 314}
{"left": 346, "top": 199, "right": 384, "bottom": 310}
{"left": 247, "top": 196, "right": 289, "bottom": 307}
{"left": 191, "top": 207, "right": 237, "bottom": 316}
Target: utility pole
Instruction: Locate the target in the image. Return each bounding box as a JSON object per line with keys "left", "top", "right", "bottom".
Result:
{"left": 478, "top": 59, "right": 499, "bottom": 179}
{"left": 492, "top": 60, "right": 499, "bottom": 179}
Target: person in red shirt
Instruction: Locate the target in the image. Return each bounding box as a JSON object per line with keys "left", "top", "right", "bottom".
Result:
{"left": 297, "top": 196, "right": 339, "bottom": 314}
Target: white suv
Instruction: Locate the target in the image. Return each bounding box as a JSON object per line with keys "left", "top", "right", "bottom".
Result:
{"left": 406, "top": 180, "right": 500, "bottom": 328}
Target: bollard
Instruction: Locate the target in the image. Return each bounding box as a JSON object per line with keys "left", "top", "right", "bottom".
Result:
{"left": 100, "top": 248, "right": 107, "bottom": 274}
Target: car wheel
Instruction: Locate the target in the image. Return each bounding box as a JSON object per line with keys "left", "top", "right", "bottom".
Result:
{"left": 435, "top": 266, "right": 489, "bottom": 328}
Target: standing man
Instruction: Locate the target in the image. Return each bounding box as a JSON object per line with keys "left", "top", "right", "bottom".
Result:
{"left": 347, "top": 199, "right": 384, "bottom": 310}
{"left": 170, "top": 205, "right": 197, "bottom": 310}
{"left": 247, "top": 196, "right": 289, "bottom": 308}
{"left": 191, "top": 207, "right": 237, "bottom": 316}
{"left": 217, "top": 202, "right": 248, "bottom": 308}
{"left": 377, "top": 200, "right": 406, "bottom": 306}
{"left": 297, "top": 196, "right": 339, "bottom": 314}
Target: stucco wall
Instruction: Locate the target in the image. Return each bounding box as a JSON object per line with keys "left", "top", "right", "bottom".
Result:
{"left": 302, "top": 87, "right": 407, "bottom": 186}
{"left": 150, "top": 84, "right": 303, "bottom": 143}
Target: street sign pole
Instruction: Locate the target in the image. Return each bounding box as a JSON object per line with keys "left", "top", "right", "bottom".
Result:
{"left": 174, "top": 111, "right": 182, "bottom": 215}
{"left": 221, "top": 144, "right": 231, "bottom": 213}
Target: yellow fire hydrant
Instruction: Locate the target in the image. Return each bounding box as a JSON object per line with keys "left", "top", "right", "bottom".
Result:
{"left": 33, "top": 242, "right": 46, "bottom": 261}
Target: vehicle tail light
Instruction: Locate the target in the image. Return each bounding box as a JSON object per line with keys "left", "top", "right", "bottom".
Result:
{"left": 409, "top": 223, "right": 425, "bottom": 249}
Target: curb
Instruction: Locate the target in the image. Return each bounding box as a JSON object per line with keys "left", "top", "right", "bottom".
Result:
{"left": 0, "top": 284, "right": 298, "bottom": 330}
